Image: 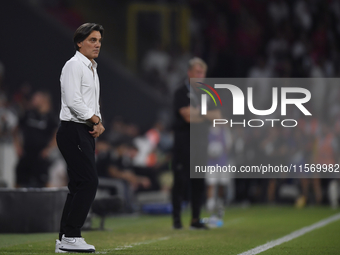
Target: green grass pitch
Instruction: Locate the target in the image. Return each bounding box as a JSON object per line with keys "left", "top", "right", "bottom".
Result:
{"left": 0, "top": 206, "right": 339, "bottom": 254}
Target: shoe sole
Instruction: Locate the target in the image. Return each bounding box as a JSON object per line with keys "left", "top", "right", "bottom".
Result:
{"left": 55, "top": 249, "right": 68, "bottom": 253}
{"left": 59, "top": 248, "right": 95, "bottom": 253}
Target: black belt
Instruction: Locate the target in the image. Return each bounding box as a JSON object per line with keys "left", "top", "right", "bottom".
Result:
{"left": 61, "top": 120, "right": 94, "bottom": 128}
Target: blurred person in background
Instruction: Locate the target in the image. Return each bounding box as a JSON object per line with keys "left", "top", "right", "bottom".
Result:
{"left": 0, "top": 61, "right": 18, "bottom": 145}
{"left": 106, "top": 116, "right": 128, "bottom": 145}
{"left": 14, "top": 90, "right": 58, "bottom": 188}
{"left": 302, "top": 123, "right": 337, "bottom": 206}
{"left": 46, "top": 151, "right": 67, "bottom": 188}
{"left": 206, "top": 125, "right": 234, "bottom": 217}
{"left": 133, "top": 122, "right": 159, "bottom": 168}
{"left": 265, "top": 127, "right": 290, "bottom": 203}
{"left": 56, "top": 23, "right": 105, "bottom": 253}
{"left": 142, "top": 42, "right": 170, "bottom": 94}
{"left": 97, "top": 139, "right": 151, "bottom": 192}
{"left": 0, "top": 80, "right": 18, "bottom": 188}
{"left": 295, "top": 116, "right": 318, "bottom": 207}
{"left": 328, "top": 120, "right": 340, "bottom": 209}
{"left": 12, "top": 83, "right": 32, "bottom": 118}
{"left": 0, "top": 60, "right": 18, "bottom": 145}
{"left": 172, "top": 57, "right": 221, "bottom": 230}
{"left": 96, "top": 139, "right": 151, "bottom": 212}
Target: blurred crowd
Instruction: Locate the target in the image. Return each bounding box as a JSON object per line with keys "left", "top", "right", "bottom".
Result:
{"left": 0, "top": 70, "right": 173, "bottom": 191}
{"left": 139, "top": 0, "right": 340, "bottom": 208}
{"left": 0, "top": 66, "right": 174, "bottom": 212}
{"left": 1, "top": 0, "right": 340, "bottom": 210}
{"left": 142, "top": 0, "right": 340, "bottom": 92}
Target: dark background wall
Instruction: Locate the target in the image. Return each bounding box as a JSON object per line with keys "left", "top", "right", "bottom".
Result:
{"left": 0, "top": 0, "right": 163, "bottom": 131}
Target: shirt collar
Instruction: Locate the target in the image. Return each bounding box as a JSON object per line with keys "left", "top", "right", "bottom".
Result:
{"left": 75, "top": 51, "right": 98, "bottom": 69}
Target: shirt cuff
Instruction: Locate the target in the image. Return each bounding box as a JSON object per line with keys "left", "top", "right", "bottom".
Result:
{"left": 83, "top": 109, "right": 95, "bottom": 121}
{"left": 97, "top": 113, "right": 102, "bottom": 122}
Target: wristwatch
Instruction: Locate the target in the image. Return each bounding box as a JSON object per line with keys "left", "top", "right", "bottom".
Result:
{"left": 93, "top": 117, "right": 101, "bottom": 126}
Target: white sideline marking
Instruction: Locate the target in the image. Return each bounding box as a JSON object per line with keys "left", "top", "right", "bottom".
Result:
{"left": 95, "top": 217, "right": 243, "bottom": 254}
{"left": 96, "top": 236, "right": 170, "bottom": 254}
{"left": 238, "top": 213, "right": 340, "bottom": 255}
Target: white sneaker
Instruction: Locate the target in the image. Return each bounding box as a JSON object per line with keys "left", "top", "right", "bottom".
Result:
{"left": 59, "top": 235, "right": 95, "bottom": 253}
{"left": 55, "top": 239, "right": 67, "bottom": 253}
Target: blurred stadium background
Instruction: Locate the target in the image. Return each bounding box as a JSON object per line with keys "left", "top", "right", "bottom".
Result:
{"left": 1, "top": 0, "right": 340, "bottom": 254}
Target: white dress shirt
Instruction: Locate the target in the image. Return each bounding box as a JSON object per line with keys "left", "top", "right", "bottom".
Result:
{"left": 59, "top": 51, "right": 101, "bottom": 124}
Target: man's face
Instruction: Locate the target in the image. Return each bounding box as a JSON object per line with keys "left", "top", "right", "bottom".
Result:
{"left": 188, "top": 64, "right": 206, "bottom": 89}
{"left": 187, "top": 64, "right": 206, "bottom": 79}
{"left": 31, "top": 92, "right": 44, "bottom": 109}
{"left": 78, "top": 30, "right": 102, "bottom": 61}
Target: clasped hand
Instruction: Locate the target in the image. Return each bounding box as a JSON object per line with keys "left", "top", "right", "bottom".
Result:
{"left": 89, "top": 123, "right": 105, "bottom": 138}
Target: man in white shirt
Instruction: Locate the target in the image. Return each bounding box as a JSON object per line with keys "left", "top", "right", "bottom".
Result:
{"left": 55, "top": 23, "right": 105, "bottom": 253}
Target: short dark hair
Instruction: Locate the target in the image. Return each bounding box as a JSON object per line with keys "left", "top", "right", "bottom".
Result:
{"left": 73, "top": 23, "right": 104, "bottom": 51}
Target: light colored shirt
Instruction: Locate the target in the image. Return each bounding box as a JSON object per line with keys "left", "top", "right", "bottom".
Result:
{"left": 59, "top": 51, "right": 101, "bottom": 124}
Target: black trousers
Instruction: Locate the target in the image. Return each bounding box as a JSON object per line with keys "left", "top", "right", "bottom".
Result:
{"left": 171, "top": 158, "right": 205, "bottom": 223}
{"left": 56, "top": 121, "right": 98, "bottom": 238}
